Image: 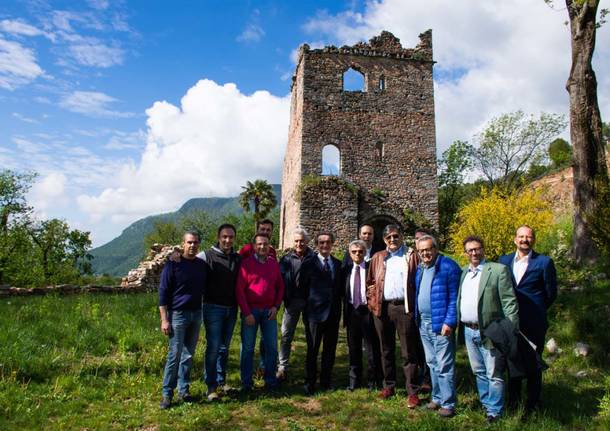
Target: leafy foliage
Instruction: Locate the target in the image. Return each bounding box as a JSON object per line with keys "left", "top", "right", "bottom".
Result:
{"left": 239, "top": 180, "right": 278, "bottom": 225}
{"left": 449, "top": 187, "right": 554, "bottom": 260}
{"left": 549, "top": 138, "right": 573, "bottom": 169}
{"left": 470, "top": 111, "right": 566, "bottom": 191}
{"left": 0, "top": 170, "right": 93, "bottom": 287}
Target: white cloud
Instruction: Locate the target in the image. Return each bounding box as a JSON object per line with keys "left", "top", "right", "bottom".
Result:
{"left": 59, "top": 90, "right": 134, "bottom": 118}
{"left": 66, "top": 35, "right": 124, "bottom": 67}
{"left": 0, "top": 19, "right": 46, "bottom": 37}
{"left": 0, "top": 37, "right": 44, "bottom": 90}
{"left": 87, "top": 0, "right": 110, "bottom": 10}
{"left": 237, "top": 9, "right": 265, "bottom": 43}
{"left": 103, "top": 130, "right": 146, "bottom": 150}
{"left": 29, "top": 172, "right": 67, "bottom": 211}
{"left": 301, "top": 0, "right": 610, "bottom": 151}
{"left": 77, "top": 79, "right": 290, "bottom": 238}
{"left": 12, "top": 112, "right": 40, "bottom": 123}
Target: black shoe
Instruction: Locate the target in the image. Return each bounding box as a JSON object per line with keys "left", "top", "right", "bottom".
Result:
{"left": 486, "top": 415, "right": 500, "bottom": 424}
{"left": 304, "top": 384, "right": 315, "bottom": 396}
{"left": 276, "top": 369, "right": 288, "bottom": 382}
{"left": 159, "top": 397, "right": 172, "bottom": 410}
{"left": 177, "top": 392, "right": 194, "bottom": 403}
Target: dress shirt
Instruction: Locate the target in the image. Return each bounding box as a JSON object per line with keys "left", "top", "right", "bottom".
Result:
{"left": 383, "top": 245, "right": 406, "bottom": 301}
{"left": 364, "top": 247, "right": 372, "bottom": 262}
{"left": 513, "top": 251, "right": 531, "bottom": 285}
{"left": 349, "top": 262, "right": 367, "bottom": 305}
{"left": 460, "top": 261, "right": 485, "bottom": 324}
{"left": 317, "top": 253, "right": 334, "bottom": 276}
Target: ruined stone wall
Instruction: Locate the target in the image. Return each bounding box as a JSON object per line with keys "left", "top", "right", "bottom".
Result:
{"left": 298, "top": 177, "right": 359, "bottom": 251}
{"left": 280, "top": 31, "right": 439, "bottom": 247}
{"left": 121, "top": 244, "right": 178, "bottom": 291}
{"left": 280, "top": 47, "right": 306, "bottom": 249}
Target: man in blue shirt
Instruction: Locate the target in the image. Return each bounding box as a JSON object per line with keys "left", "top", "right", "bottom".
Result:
{"left": 414, "top": 234, "right": 460, "bottom": 418}
{"left": 158, "top": 231, "right": 207, "bottom": 409}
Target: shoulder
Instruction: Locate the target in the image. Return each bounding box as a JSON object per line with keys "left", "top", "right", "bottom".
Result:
{"left": 498, "top": 253, "right": 514, "bottom": 264}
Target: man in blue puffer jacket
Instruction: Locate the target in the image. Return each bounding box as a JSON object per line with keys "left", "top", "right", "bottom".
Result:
{"left": 414, "top": 234, "right": 461, "bottom": 418}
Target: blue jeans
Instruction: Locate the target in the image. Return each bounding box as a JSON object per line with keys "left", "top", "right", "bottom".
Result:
{"left": 202, "top": 303, "right": 237, "bottom": 390}
{"left": 161, "top": 309, "right": 202, "bottom": 398}
{"left": 240, "top": 308, "right": 278, "bottom": 388}
{"left": 464, "top": 326, "right": 505, "bottom": 417}
{"left": 419, "top": 319, "right": 456, "bottom": 409}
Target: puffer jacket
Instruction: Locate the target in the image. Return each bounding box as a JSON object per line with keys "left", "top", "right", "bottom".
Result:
{"left": 414, "top": 254, "right": 461, "bottom": 333}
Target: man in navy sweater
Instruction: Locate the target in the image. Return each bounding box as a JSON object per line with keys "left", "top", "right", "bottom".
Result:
{"left": 159, "top": 231, "right": 207, "bottom": 409}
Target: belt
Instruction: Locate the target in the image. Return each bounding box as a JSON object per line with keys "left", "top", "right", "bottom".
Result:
{"left": 463, "top": 322, "right": 479, "bottom": 330}
{"left": 384, "top": 299, "right": 404, "bottom": 306}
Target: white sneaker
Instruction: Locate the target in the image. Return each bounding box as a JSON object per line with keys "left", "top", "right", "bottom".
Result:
{"left": 206, "top": 389, "right": 219, "bottom": 401}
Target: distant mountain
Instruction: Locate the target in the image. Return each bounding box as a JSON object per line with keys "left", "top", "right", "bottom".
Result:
{"left": 90, "top": 184, "right": 281, "bottom": 277}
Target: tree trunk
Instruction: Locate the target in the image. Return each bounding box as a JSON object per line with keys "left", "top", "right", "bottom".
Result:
{"left": 565, "top": 0, "right": 609, "bottom": 264}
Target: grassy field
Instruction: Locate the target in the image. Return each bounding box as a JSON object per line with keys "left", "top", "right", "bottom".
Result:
{"left": 1, "top": 277, "right": 609, "bottom": 430}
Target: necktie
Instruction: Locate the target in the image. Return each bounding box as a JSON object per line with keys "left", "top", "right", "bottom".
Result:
{"left": 353, "top": 265, "right": 361, "bottom": 308}
{"left": 323, "top": 257, "right": 330, "bottom": 272}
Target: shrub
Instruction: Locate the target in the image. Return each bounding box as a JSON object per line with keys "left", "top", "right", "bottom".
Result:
{"left": 449, "top": 187, "right": 554, "bottom": 260}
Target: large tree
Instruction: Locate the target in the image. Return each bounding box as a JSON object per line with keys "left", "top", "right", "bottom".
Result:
{"left": 563, "top": 0, "right": 609, "bottom": 263}
{"left": 239, "top": 180, "right": 277, "bottom": 226}
{"left": 470, "top": 111, "right": 566, "bottom": 191}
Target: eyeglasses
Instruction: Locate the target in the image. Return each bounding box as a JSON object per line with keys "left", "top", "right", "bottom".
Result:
{"left": 465, "top": 247, "right": 482, "bottom": 254}
{"left": 418, "top": 247, "right": 435, "bottom": 254}
{"left": 350, "top": 249, "right": 365, "bottom": 255}
{"left": 384, "top": 234, "right": 400, "bottom": 240}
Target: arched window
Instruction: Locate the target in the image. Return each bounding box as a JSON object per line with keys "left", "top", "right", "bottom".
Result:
{"left": 375, "top": 142, "right": 384, "bottom": 162}
{"left": 343, "top": 67, "right": 365, "bottom": 92}
{"left": 322, "top": 144, "right": 341, "bottom": 176}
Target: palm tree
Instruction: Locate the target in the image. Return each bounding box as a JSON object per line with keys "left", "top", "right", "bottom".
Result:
{"left": 239, "top": 180, "right": 277, "bottom": 226}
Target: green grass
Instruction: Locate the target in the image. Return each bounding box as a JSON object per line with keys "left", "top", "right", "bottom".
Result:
{"left": 0, "top": 279, "right": 609, "bottom": 431}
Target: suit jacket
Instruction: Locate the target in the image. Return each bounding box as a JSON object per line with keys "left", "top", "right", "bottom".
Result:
{"left": 301, "top": 253, "right": 343, "bottom": 324}
{"left": 342, "top": 260, "right": 370, "bottom": 327}
{"left": 499, "top": 251, "right": 557, "bottom": 341}
{"left": 457, "top": 261, "right": 519, "bottom": 348}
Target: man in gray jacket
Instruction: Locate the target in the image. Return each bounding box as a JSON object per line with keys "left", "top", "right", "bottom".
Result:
{"left": 276, "top": 227, "right": 313, "bottom": 382}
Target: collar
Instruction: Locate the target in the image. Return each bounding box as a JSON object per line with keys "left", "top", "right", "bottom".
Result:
{"left": 254, "top": 254, "right": 268, "bottom": 264}
{"left": 386, "top": 245, "right": 405, "bottom": 258}
{"left": 514, "top": 250, "right": 532, "bottom": 262}
{"left": 212, "top": 245, "right": 233, "bottom": 255}
{"left": 352, "top": 261, "right": 365, "bottom": 270}
{"left": 468, "top": 259, "right": 486, "bottom": 272}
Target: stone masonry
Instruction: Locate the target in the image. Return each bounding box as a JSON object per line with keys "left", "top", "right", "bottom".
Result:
{"left": 280, "top": 30, "right": 439, "bottom": 250}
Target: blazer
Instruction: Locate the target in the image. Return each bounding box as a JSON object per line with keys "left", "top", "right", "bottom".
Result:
{"left": 498, "top": 251, "right": 557, "bottom": 339}
{"left": 457, "top": 261, "right": 519, "bottom": 348}
{"left": 301, "top": 253, "right": 343, "bottom": 324}
{"left": 342, "top": 260, "right": 370, "bottom": 327}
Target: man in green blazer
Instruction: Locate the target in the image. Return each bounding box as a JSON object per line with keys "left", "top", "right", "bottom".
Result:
{"left": 457, "top": 236, "right": 519, "bottom": 423}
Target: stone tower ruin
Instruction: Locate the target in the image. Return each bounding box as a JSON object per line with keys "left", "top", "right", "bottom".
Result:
{"left": 279, "top": 30, "right": 438, "bottom": 252}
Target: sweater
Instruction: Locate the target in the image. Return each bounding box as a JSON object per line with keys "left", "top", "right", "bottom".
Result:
{"left": 235, "top": 255, "right": 285, "bottom": 316}
{"left": 158, "top": 257, "right": 207, "bottom": 311}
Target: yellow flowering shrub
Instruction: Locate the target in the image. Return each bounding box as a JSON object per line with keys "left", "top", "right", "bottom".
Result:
{"left": 449, "top": 187, "right": 554, "bottom": 261}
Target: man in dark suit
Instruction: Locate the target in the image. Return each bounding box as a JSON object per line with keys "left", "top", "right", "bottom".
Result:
{"left": 343, "top": 239, "right": 381, "bottom": 391}
{"left": 499, "top": 225, "right": 557, "bottom": 413}
{"left": 301, "top": 231, "right": 343, "bottom": 395}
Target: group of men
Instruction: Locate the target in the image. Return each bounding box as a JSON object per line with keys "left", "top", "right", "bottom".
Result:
{"left": 158, "top": 219, "right": 557, "bottom": 423}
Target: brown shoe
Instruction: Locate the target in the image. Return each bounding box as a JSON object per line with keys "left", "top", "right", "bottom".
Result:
{"left": 438, "top": 408, "right": 455, "bottom": 418}
{"left": 426, "top": 401, "right": 440, "bottom": 410}
{"left": 407, "top": 394, "right": 420, "bottom": 408}
{"left": 378, "top": 387, "right": 395, "bottom": 399}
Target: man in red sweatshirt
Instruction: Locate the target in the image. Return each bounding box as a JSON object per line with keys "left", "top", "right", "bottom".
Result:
{"left": 236, "top": 233, "right": 284, "bottom": 391}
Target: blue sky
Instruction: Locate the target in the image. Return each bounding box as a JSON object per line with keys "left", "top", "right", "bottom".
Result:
{"left": 1, "top": 0, "right": 609, "bottom": 247}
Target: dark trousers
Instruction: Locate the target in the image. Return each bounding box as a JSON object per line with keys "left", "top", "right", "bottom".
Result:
{"left": 373, "top": 301, "right": 420, "bottom": 395}
{"left": 304, "top": 313, "right": 340, "bottom": 388}
{"left": 346, "top": 305, "right": 383, "bottom": 389}
{"left": 508, "top": 328, "right": 545, "bottom": 409}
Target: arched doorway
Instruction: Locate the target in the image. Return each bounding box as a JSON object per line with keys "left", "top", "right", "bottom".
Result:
{"left": 364, "top": 214, "right": 401, "bottom": 254}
